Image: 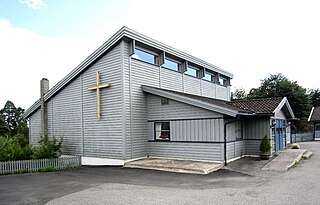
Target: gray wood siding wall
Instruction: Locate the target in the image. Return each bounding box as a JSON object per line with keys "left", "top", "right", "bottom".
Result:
{"left": 184, "top": 75, "right": 201, "bottom": 95}
{"left": 216, "top": 85, "right": 230, "bottom": 101}
{"left": 244, "top": 140, "right": 261, "bottom": 155}
{"left": 29, "top": 43, "right": 124, "bottom": 159}
{"left": 275, "top": 109, "right": 286, "bottom": 119}
{"left": 243, "top": 118, "right": 270, "bottom": 140}
{"left": 226, "top": 121, "right": 242, "bottom": 141}
{"left": 146, "top": 94, "right": 222, "bottom": 121}
{"left": 243, "top": 118, "right": 271, "bottom": 156}
{"left": 227, "top": 141, "right": 244, "bottom": 160}
{"left": 47, "top": 77, "right": 82, "bottom": 156}
{"left": 81, "top": 43, "right": 123, "bottom": 159}
{"left": 160, "top": 68, "right": 183, "bottom": 91}
{"left": 148, "top": 119, "right": 224, "bottom": 142}
{"left": 123, "top": 40, "right": 230, "bottom": 159}
{"left": 29, "top": 109, "right": 41, "bottom": 145}
{"left": 170, "top": 119, "right": 224, "bottom": 142}
{"left": 147, "top": 141, "right": 223, "bottom": 161}
{"left": 202, "top": 80, "right": 216, "bottom": 98}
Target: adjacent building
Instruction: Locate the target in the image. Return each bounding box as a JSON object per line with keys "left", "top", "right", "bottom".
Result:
{"left": 308, "top": 107, "right": 320, "bottom": 140}
{"left": 23, "top": 27, "right": 295, "bottom": 165}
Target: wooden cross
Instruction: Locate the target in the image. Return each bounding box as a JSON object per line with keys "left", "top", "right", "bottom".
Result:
{"left": 88, "top": 70, "right": 109, "bottom": 119}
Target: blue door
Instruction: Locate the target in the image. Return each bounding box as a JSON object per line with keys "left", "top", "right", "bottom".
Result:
{"left": 275, "top": 120, "right": 283, "bottom": 152}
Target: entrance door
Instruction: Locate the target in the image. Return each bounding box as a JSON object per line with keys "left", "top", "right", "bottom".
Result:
{"left": 275, "top": 120, "right": 283, "bottom": 152}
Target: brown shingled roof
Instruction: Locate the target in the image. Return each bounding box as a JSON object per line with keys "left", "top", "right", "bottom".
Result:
{"left": 227, "top": 97, "right": 284, "bottom": 114}
{"left": 309, "top": 107, "right": 320, "bottom": 122}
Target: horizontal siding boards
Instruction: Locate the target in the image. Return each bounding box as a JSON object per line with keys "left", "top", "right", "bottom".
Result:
{"left": 170, "top": 119, "right": 224, "bottom": 142}
{"left": 184, "top": 75, "right": 201, "bottom": 96}
{"left": 147, "top": 141, "right": 223, "bottom": 161}
{"left": 202, "top": 80, "right": 216, "bottom": 98}
{"left": 47, "top": 100, "right": 53, "bottom": 137}
{"left": 51, "top": 77, "right": 82, "bottom": 156}
{"left": 244, "top": 118, "right": 270, "bottom": 140}
{"left": 29, "top": 109, "right": 41, "bottom": 145}
{"left": 130, "top": 59, "right": 160, "bottom": 158}
{"left": 244, "top": 140, "right": 261, "bottom": 155}
{"left": 216, "top": 85, "right": 228, "bottom": 101}
{"left": 226, "top": 141, "right": 244, "bottom": 160}
{"left": 123, "top": 41, "right": 132, "bottom": 159}
{"left": 148, "top": 122, "right": 154, "bottom": 141}
{"left": 275, "top": 109, "right": 286, "bottom": 119}
{"left": 161, "top": 68, "right": 183, "bottom": 91}
{"left": 146, "top": 94, "right": 223, "bottom": 121}
{"left": 82, "top": 43, "right": 123, "bottom": 159}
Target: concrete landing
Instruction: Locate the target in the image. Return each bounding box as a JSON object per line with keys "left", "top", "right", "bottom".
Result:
{"left": 262, "top": 149, "right": 307, "bottom": 171}
{"left": 124, "top": 158, "right": 224, "bottom": 174}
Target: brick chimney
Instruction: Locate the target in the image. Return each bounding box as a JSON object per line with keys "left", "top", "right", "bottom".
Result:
{"left": 40, "top": 78, "right": 49, "bottom": 133}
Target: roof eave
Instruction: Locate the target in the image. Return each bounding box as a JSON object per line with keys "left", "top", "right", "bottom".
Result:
{"left": 142, "top": 85, "right": 239, "bottom": 117}
{"left": 273, "top": 97, "right": 295, "bottom": 119}
{"left": 308, "top": 107, "right": 314, "bottom": 122}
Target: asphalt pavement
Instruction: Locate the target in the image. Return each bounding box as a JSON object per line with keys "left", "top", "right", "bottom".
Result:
{"left": 0, "top": 141, "right": 319, "bottom": 205}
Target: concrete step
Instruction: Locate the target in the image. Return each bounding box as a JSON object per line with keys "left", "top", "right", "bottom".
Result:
{"left": 302, "top": 151, "right": 313, "bottom": 159}
{"left": 262, "top": 149, "right": 306, "bottom": 171}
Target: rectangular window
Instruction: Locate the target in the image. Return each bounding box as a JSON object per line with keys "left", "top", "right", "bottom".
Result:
{"left": 203, "top": 70, "right": 215, "bottom": 82}
{"left": 235, "top": 121, "right": 243, "bottom": 140}
{"left": 185, "top": 66, "right": 200, "bottom": 77}
{"left": 155, "top": 122, "right": 170, "bottom": 140}
{"left": 163, "top": 58, "right": 180, "bottom": 72}
{"left": 133, "top": 48, "right": 158, "bottom": 65}
{"left": 219, "top": 75, "right": 228, "bottom": 86}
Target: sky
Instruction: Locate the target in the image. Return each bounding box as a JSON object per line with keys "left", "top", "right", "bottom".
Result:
{"left": 0, "top": 0, "right": 320, "bottom": 110}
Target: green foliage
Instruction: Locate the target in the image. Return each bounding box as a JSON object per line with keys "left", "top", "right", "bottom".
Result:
{"left": 231, "top": 88, "right": 247, "bottom": 101}
{"left": 32, "top": 133, "right": 63, "bottom": 159}
{"left": 0, "top": 136, "right": 33, "bottom": 161}
{"left": 309, "top": 89, "right": 320, "bottom": 107}
{"left": 0, "top": 101, "right": 29, "bottom": 138}
{"left": 260, "top": 135, "right": 271, "bottom": 154}
{"left": 38, "top": 166, "right": 55, "bottom": 172}
{"left": 248, "top": 73, "right": 312, "bottom": 119}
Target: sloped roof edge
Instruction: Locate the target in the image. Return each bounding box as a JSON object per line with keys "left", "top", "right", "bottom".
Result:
{"left": 141, "top": 85, "right": 251, "bottom": 117}
{"left": 308, "top": 107, "right": 314, "bottom": 122}
{"left": 24, "top": 26, "right": 233, "bottom": 118}
{"left": 273, "top": 97, "right": 295, "bottom": 119}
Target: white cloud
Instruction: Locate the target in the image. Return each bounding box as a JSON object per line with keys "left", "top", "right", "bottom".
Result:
{"left": 0, "top": 18, "right": 100, "bottom": 109}
{"left": 19, "top": 0, "right": 47, "bottom": 10}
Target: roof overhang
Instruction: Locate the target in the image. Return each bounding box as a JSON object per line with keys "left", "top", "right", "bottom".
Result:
{"left": 273, "top": 97, "right": 295, "bottom": 119}
{"left": 23, "top": 26, "right": 233, "bottom": 119}
{"left": 308, "top": 107, "right": 314, "bottom": 122}
{"left": 142, "top": 85, "right": 249, "bottom": 117}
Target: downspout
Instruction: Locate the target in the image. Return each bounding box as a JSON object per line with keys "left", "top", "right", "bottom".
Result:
{"left": 224, "top": 119, "right": 241, "bottom": 166}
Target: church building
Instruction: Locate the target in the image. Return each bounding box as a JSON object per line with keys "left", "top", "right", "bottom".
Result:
{"left": 23, "top": 27, "right": 295, "bottom": 165}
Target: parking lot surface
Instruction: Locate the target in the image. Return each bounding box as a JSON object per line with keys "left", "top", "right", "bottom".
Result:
{"left": 1, "top": 142, "right": 319, "bottom": 205}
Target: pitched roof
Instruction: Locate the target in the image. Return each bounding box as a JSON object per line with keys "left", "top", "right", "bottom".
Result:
{"left": 23, "top": 26, "right": 233, "bottom": 118}
{"left": 227, "top": 97, "right": 284, "bottom": 114}
{"left": 308, "top": 107, "right": 320, "bottom": 122}
{"left": 142, "top": 85, "right": 254, "bottom": 117}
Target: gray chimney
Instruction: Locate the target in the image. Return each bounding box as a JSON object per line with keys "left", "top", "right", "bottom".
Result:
{"left": 40, "top": 78, "right": 49, "bottom": 133}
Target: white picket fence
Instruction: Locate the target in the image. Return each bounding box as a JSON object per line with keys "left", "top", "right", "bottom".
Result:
{"left": 0, "top": 156, "right": 81, "bottom": 175}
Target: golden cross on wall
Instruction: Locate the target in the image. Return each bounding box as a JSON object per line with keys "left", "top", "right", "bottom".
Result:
{"left": 88, "top": 70, "right": 109, "bottom": 119}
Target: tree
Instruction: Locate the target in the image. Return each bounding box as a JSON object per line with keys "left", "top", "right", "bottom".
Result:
{"left": 0, "top": 101, "right": 28, "bottom": 137}
{"left": 248, "top": 73, "right": 311, "bottom": 119}
{"left": 231, "top": 88, "right": 247, "bottom": 101}
{"left": 309, "top": 89, "right": 320, "bottom": 107}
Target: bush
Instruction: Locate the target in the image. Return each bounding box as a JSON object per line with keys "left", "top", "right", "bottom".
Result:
{"left": 260, "top": 135, "right": 271, "bottom": 154}
{"left": 32, "top": 133, "right": 63, "bottom": 159}
{"left": 291, "top": 143, "right": 300, "bottom": 149}
{"left": 0, "top": 137, "right": 22, "bottom": 161}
